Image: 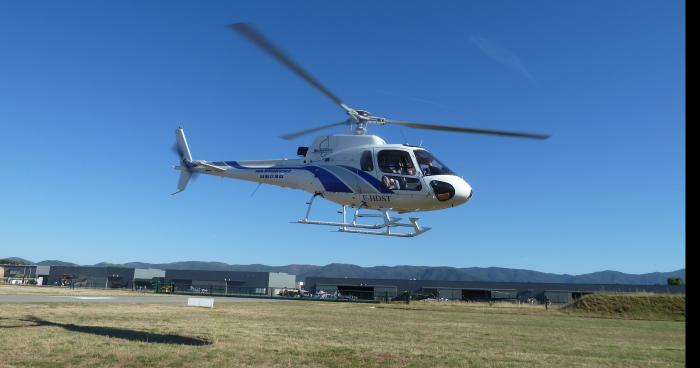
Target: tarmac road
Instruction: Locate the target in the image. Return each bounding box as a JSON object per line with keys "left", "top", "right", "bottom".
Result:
{"left": 0, "top": 294, "right": 281, "bottom": 304}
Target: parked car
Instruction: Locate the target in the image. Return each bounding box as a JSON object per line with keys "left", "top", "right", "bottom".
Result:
{"left": 278, "top": 288, "right": 310, "bottom": 297}
{"left": 336, "top": 294, "right": 358, "bottom": 301}
{"left": 391, "top": 291, "right": 435, "bottom": 302}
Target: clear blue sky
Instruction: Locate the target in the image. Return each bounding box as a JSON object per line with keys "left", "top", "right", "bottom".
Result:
{"left": 0, "top": 1, "right": 684, "bottom": 274}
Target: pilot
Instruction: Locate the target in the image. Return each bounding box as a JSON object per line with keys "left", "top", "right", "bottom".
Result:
{"left": 418, "top": 157, "right": 432, "bottom": 176}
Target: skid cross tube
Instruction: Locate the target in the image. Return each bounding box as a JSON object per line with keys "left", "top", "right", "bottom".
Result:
{"left": 296, "top": 194, "right": 431, "bottom": 237}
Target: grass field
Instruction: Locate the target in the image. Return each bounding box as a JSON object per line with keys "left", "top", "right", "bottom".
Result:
{"left": 0, "top": 285, "right": 165, "bottom": 296}
{"left": 0, "top": 288, "right": 685, "bottom": 368}
{"left": 562, "top": 293, "right": 685, "bottom": 321}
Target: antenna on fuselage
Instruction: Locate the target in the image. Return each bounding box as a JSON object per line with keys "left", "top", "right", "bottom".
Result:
{"left": 250, "top": 183, "right": 263, "bottom": 197}
{"left": 399, "top": 127, "right": 408, "bottom": 145}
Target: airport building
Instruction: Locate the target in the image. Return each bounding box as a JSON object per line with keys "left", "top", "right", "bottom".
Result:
{"left": 304, "top": 277, "right": 686, "bottom": 303}
{"left": 5, "top": 264, "right": 684, "bottom": 303}
{"left": 164, "top": 269, "right": 296, "bottom": 296}
{"left": 32, "top": 265, "right": 296, "bottom": 296}
{"left": 0, "top": 264, "right": 37, "bottom": 284}
{"left": 44, "top": 266, "right": 136, "bottom": 289}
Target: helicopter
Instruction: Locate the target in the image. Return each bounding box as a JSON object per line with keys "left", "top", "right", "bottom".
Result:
{"left": 172, "top": 23, "right": 550, "bottom": 237}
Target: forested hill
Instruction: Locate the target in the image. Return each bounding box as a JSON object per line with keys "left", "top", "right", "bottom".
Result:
{"left": 3, "top": 257, "right": 684, "bottom": 285}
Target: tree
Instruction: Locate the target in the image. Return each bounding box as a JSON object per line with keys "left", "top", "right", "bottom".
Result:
{"left": 667, "top": 277, "right": 684, "bottom": 286}
{"left": 0, "top": 258, "right": 26, "bottom": 265}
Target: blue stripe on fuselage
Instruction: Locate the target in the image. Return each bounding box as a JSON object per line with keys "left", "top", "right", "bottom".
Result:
{"left": 224, "top": 161, "right": 244, "bottom": 169}
{"left": 304, "top": 166, "right": 352, "bottom": 193}
{"left": 223, "top": 161, "right": 353, "bottom": 193}
{"left": 339, "top": 165, "right": 393, "bottom": 194}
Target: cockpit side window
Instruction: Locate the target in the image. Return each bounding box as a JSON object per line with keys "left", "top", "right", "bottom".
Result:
{"left": 413, "top": 150, "right": 455, "bottom": 176}
{"left": 360, "top": 150, "right": 374, "bottom": 172}
{"left": 381, "top": 175, "right": 422, "bottom": 191}
{"left": 377, "top": 150, "right": 416, "bottom": 176}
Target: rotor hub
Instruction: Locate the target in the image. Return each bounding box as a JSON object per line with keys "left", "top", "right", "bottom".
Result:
{"left": 355, "top": 110, "right": 372, "bottom": 118}
{"left": 353, "top": 121, "right": 368, "bottom": 135}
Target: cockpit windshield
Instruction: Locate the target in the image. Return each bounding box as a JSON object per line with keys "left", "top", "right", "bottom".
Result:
{"left": 414, "top": 150, "right": 455, "bottom": 176}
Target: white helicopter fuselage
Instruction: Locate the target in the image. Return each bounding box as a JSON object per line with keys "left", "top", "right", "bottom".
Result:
{"left": 177, "top": 131, "right": 472, "bottom": 213}
{"left": 171, "top": 23, "right": 547, "bottom": 236}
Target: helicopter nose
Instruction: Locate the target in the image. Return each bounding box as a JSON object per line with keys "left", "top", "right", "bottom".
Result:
{"left": 429, "top": 177, "right": 472, "bottom": 206}
{"left": 453, "top": 179, "right": 473, "bottom": 205}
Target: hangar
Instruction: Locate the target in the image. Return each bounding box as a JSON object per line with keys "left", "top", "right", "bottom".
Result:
{"left": 32, "top": 265, "right": 295, "bottom": 296}
{"left": 8, "top": 264, "right": 685, "bottom": 304}
{"left": 304, "top": 277, "right": 685, "bottom": 303}
{"left": 133, "top": 268, "right": 166, "bottom": 290}
{"left": 45, "top": 266, "right": 136, "bottom": 288}
{"left": 0, "top": 264, "right": 36, "bottom": 284}
{"left": 164, "top": 269, "right": 295, "bottom": 296}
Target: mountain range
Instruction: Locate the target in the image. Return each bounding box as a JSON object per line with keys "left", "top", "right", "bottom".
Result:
{"left": 2, "top": 257, "right": 684, "bottom": 285}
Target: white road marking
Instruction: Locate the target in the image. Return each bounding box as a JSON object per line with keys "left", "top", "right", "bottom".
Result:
{"left": 71, "top": 297, "right": 115, "bottom": 300}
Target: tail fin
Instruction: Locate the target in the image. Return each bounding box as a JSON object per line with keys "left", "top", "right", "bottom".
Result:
{"left": 175, "top": 127, "right": 193, "bottom": 162}
{"left": 172, "top": 128, "right": 194, "bottom": 195}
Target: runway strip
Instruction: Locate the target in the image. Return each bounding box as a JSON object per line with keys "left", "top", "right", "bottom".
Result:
{"left": 0, "top": 294, "right": 281, "bottom": 304}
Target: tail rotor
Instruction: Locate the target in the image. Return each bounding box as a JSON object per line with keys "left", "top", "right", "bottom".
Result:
{"left": 172, "top": 127, "right": 196, "bottom": 195}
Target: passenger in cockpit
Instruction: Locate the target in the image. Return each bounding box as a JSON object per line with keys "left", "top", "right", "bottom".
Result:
{"left": 382, "top": 175, "right": 400, "bottom": 190}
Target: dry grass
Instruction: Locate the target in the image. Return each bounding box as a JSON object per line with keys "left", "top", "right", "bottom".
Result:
{"left": 561, "top": 293, "right": 685, "bottom": 321}
{"left": 0, "top": 285, "right": 165, "bottom": 297}
{"left": 0, "top": 296, "right": 685, "bottom": 367}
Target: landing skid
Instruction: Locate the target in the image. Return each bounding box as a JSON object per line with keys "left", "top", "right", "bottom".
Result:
{"left": 296, "top": 194, "right": 431, "bottom": 237}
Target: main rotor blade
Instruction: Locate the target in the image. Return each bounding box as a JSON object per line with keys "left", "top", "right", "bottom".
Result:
{"left": 280, "top": 121, "right": 349, "bottom": 140}
{"left": 229, "top": 22, "right": 347, "bottom": 112}
{"left": 384, "top": 119, "right": 551, "bottom": 140}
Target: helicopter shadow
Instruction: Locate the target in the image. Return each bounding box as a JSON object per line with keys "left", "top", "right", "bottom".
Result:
{"left": 0, "top": 316, "right": 211, "bottom": 346}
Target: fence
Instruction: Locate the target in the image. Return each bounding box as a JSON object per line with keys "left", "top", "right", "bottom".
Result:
{"left": 152, "top": 282, "right": 268, "bottom": 297}
{"left": 1, "top": 277, "right": 37, "bottom": 285}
